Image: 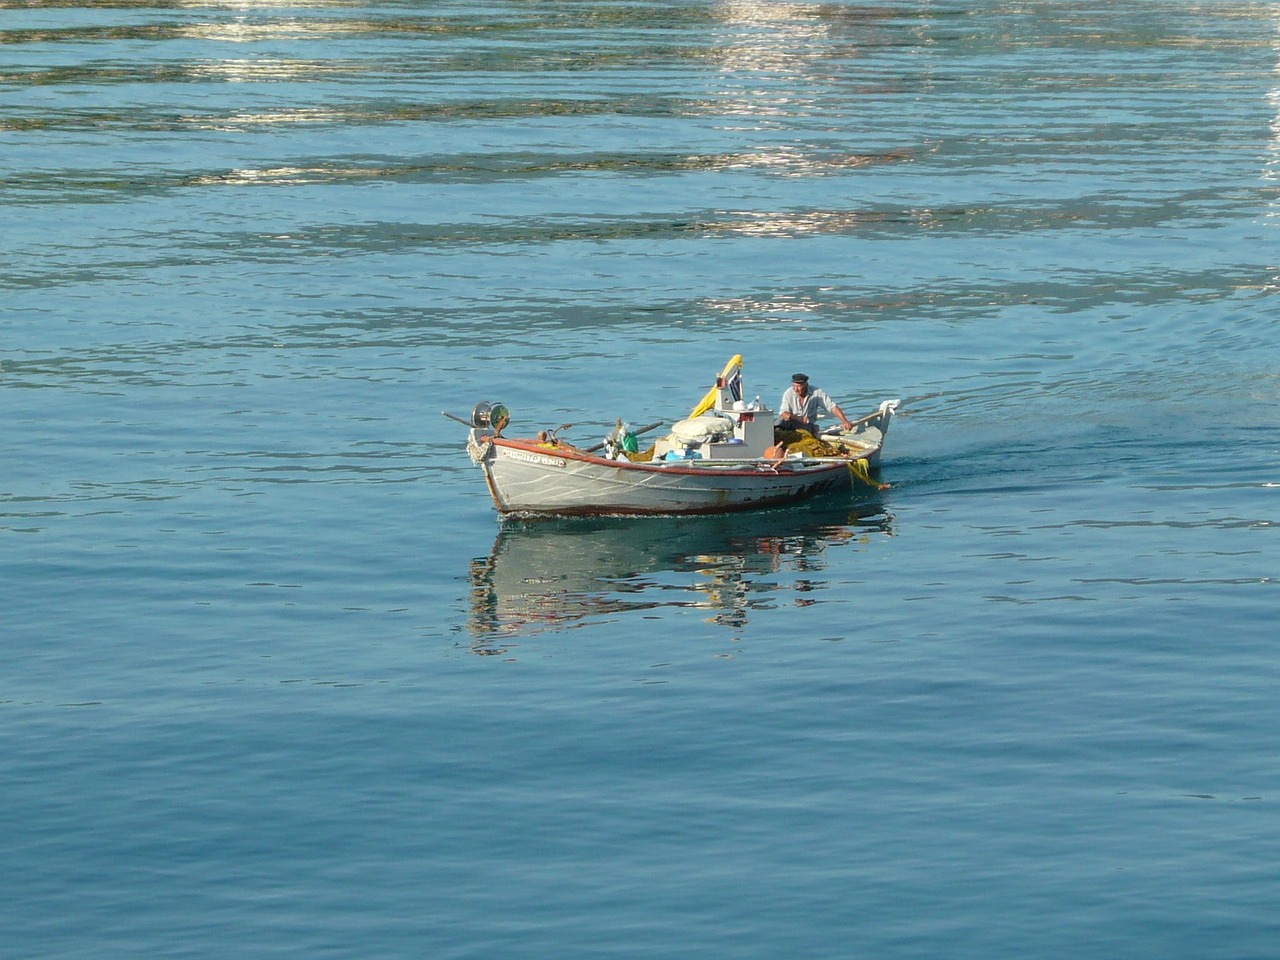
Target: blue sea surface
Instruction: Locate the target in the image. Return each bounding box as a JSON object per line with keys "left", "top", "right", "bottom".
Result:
{"left": 3, "top": 2, "right": 1279, "bottom": 957}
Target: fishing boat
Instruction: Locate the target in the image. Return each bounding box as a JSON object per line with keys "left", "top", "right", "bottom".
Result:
{"left": 448, "top": 356, "right": 899, "bottom": 518}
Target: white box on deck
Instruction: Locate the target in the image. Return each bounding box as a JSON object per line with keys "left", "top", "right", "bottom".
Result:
{"left": 704, "top": 408, "right": 773, "bottom": 459}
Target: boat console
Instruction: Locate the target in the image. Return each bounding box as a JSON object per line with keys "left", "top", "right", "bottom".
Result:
{"left": 654, "top": 384, "right": 775, "bottom": 461}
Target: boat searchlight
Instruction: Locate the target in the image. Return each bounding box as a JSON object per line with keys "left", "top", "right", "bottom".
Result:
{"left": 470, "top": 401, "right": 510, "bottom": 433}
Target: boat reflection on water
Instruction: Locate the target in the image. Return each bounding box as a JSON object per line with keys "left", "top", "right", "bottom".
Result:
{"left": 465, "top": 499, "right": 893, "bottom": 649}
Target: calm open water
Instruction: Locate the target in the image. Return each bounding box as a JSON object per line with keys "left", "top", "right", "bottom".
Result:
{"left": 3, "top": 2, "right": 1279, "bottom": 957}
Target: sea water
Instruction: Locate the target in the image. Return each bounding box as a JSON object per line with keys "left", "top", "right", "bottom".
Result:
{"left": 3, "top": 3, "right": 1279, "bottom": 957}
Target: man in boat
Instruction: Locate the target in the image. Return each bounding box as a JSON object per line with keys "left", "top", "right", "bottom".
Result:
{"left": 777, "top": 373, "right": 854, "bottom": 436}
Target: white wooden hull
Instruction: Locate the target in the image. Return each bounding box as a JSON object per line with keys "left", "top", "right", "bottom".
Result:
{"left": 466, "top": 401, "right": 895, "bottom": 517}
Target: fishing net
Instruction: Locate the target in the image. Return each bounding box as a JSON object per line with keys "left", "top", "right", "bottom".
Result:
{"left": 775, "top": 430, "right": 841, "bottom": 458}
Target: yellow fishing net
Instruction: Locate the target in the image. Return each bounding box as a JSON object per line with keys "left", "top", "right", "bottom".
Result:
{"left": 776, "top": 430, "right": 889, "bottom": 489}
{"left": 848, "top": 457, "right": 890, "bottom": 490}
{"left": 775, "top": 431, "right": 841, "bottom": 457}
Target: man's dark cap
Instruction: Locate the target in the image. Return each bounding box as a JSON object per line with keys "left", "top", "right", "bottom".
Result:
{"left": 791, "top": 373, "right": 809, "bottom": 384}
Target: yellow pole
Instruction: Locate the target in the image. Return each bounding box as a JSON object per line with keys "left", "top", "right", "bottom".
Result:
{"left": 689, "top": 354, "right": 742, "bottom": 417}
